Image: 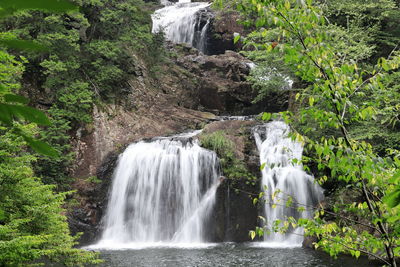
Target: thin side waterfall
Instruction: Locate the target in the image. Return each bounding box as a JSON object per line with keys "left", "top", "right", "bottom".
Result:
{"left": 197, "top": 17, "right": 210, "bottom": 53}
{"left": 92, "top": 132, "right": 220, "bottom": 249}
{"left": 254, "top": 121, "right": 323, "bottom": 246}
{"left": 151, "top": 0, "right": 211, "bottom": 53}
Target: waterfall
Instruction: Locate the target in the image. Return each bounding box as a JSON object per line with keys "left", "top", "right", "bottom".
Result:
{"left": 197, "top": 17, "right": 210, "bottom": 53}
{"left": 92, "top": 132, "right": 220, "bottom": 249}
{"left": 254, "top": 121, "right": 323, "bottom": 246}
{"left": 151, "top": 0, "right": 211, "bottom": 53}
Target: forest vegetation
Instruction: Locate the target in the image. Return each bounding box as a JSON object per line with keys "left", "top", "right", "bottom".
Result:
{"left": 0, "top": 0, "right": 399, "bottom": 266}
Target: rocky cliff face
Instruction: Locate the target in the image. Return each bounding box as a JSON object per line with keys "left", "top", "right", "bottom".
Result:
{"left": 68, "top": 9, "right": 287, "bottom": 244}
{"left": 171, "top": 45, "right": 281, "bottom": 115}
{"left": 68, "top": 58, "right": 217, "bottom": 243}
{"left": 71, "top": 44, "right": 273, "bottom": 179}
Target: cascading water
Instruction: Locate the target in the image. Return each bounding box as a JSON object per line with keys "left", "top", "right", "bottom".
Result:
{"left": 197, "top": 17, "right": 210, "bottom": 53}
{"left": 151, "top": 0, "right": 211, "bottom": 53}
{"left": 254, "top": 121, "right": 323, "bottom": 246}
{"left": 92, "top": 132, "right": 220, "bottom": 249}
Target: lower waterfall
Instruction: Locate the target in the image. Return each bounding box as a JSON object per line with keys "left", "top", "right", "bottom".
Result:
{"left": 92, "top": 132, "right": 220, "bottom": 249}
{"left": 254, "top": 121, "right": 323, "bottom": 246}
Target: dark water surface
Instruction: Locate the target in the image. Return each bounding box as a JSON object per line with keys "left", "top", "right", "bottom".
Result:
{"left": 95, "top": 243, "right": 377, "bottom": 267}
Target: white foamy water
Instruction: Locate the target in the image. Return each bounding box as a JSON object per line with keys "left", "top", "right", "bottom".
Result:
{"left": 91, "top": 134, "right": 220, "bottom": 250}
{"left": 151, "top": 0, "right": 210, "bottom": 51}
{"left": 254, "top": 121, "right": 323, "bottom": 246}
{"left": 86, "top": 242, "right": 217, "bottom": 251}
{"left": 247, "top": 63, "right": 294, "bottom": 90}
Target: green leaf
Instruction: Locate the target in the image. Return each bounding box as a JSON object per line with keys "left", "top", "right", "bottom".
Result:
{"left": 260, "top": 162, "right": 266, "bottom": 170}
{"left": 0, "top": 103, "right": 13, "bottom": 125}
{"left": 0, "top": 208, "right": 5, "bottom": 221}
{"left": 309, "top": 96, "right": 315, "bottom": 106}
{"left": 249, "top": 230, "right": 256, "bottom": 240}
{"left": 0, "top": 84, "right": 6, "bottom": 93}
{"left": 284, "top": 0, "right": 290, "bottom": 9}
{"left": 21, "top": 134, "right": 59, "bottom": 157}
{"left": 253, "top": 198, "right": 258, "bottom": 205}
{"left": 4, "top": 94, "right": 29, "bottom": 104}
{"left": 0, "top": 39, "right": 47, "bottom": 51}
{"left": 354, "top": 250, "right": 361, "bottom": 258}
{"left": 0, "top": 104, "right": 51, "bottom": 126}
{"left": 262, "top": 112, "right": 271, "bottom": 121}
{"left": 233, "top": 34, "right": 241, "bottom": 44}
{"left": 384, "top": 186, "right": 400, "bottom": 208}
{"left": 387, "top": 214, "right": 400, "bottom": 223}
{"left": 0, "top": 0, "right": 77, "bottom": 17}
{"left": 388, "top": 170, "right": 400, "bottom": 183}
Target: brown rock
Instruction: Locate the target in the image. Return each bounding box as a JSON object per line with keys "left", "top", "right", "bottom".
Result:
{"left": 199, "top": 120, "right": 263, "bottom": 242}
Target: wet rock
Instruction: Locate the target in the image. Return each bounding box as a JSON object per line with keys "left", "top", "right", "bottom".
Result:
{"left": 302, "top": 235, "right": 318, "bottom": 249}
{"left": 210, "top": 178, "right": 261, "bottom": 242}
{"left": 69, "top": 152, "right": 119, "bottom": 245}
{"left": 199, "top": 120, "right": 263, "bottom": 242}
{"left": 172, "top": 47, "right": 287, "bottom": 115}
{"left": 195, "top": 8, "right": 247, "bottom": 55}
{"left": 207, "top": 10, "right": 246, "bottom": 55}
{"left": 193, "top": 8, "right": 215, "bottom": 54}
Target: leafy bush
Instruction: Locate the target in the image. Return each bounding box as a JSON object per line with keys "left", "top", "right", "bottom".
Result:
{"left": 200, "top": 131, "right": 256, "bottom": 182}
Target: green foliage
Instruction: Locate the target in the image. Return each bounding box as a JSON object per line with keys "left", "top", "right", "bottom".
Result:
{"left": 35, "top": 110, "right": 74, "bottom": 190}
{"left": 0, "top": 19, "right": 98, "bottom": 265}
{"left": 321, "top": 0, "right": 400, "bottom": 61}
{"left": 199, "top": 131, "right": 256, "bottom": 182}
{"left": 234, "top": 0, "right": 400, "bottom": 265}
{"left": 200, "top": 130, "right": 235, "bottom": 159}
{"left": 241, "top": 21, "right": 295, "bottom": 102}
{"left": 0, "top": 47, "right": 57, "bottom": 157}
{"left": 0, "top": 2, "right": 101, "bottom": 265}
{"left": 1, "top": 0, "right": 165, "bottom": 189}
{"left": 0, "top": 0, "right": 77, "bottom": 18}
{"left": 86, "top": 175, "right": 102, "bottom": 184}
{"left": 231, "top": 0, "right": 400, "bottom": 103}
{"left": 80, "top": 0, "right": 161, "bottom": 98}
{"left": 0, "top": 39, "right": 46, "bottom": 51}
{"left": 0, "top": 126, "right": 100, "bottom": 266}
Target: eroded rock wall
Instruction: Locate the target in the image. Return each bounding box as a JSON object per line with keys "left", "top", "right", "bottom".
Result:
{"left": 68, "top": 9, "right": 288, "bottom": 244}
{"left": 68, "top": 52, "right": 218, "bottom": 243}
{"left": 171, "top": 45, "right": 280, "bottom": 115}
{"left": 199, "top": 120, "right": 263, "bottom": 242}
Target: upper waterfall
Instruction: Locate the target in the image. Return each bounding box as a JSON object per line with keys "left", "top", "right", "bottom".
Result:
{"left": 151, "top": 0, "right": 211, "bottom": 53}
{"left": 254, "top": 121, "right": 323, "bottom": 246}
{"left": 91, "top": 132, "right": 220, "bottom": 249}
